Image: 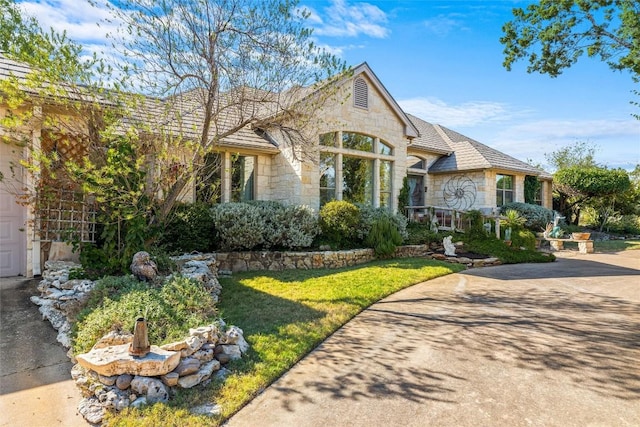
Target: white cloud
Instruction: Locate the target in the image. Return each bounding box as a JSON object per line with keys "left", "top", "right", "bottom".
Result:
{"left": 422, "top": 13, "right": 469, "bottom": 37}
{"left": 18, "top": 0, "right": 116, "bottom": 45}
{"left": 399, "top": 96, "right": 639, "bottom": 170}
{"left": 308, "top": 0, "right": 389, "bottom": 38}
{"left": 399, "top": 97, "right": 518, "bottom": 127}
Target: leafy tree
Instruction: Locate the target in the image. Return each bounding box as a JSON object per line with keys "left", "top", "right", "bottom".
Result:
{"left": 554, "top": 166, "right": 631, "bottom": 226}
{"left": 544, "top": 140, "right": 599, "bottom": 171}
{"left": 501, "top": 0, "right": 640, "bottom": 80}
{"left": 97, "top": 0, "right": 347, "bottom": 220}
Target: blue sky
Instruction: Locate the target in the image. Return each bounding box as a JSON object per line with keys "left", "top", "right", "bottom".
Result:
{"left": 17, "top": 0, "right": 640, "bottom": 171}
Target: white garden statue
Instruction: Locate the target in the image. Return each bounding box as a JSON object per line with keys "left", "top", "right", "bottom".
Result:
{"left": 443, "top": 235, "right": 456, "bottom": 257}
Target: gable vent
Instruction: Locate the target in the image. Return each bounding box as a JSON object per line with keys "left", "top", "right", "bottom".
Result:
{"left": 353, "top": 77, "right": 368, "bottom": 109}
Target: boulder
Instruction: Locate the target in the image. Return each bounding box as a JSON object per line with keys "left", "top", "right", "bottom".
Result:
{"left": 78, "top": 397, "right": 105, "bottom": 424}
{"left": 177, "top": 360, "right": 220, "bottom": 389}
{"left": 76, "top": 344, "right": 180, "bottom": 377}
{"left": 130, "top": 376, "right": 169, "bottom": 404}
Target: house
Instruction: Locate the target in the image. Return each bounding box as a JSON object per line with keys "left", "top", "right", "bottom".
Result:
{"left": 0, "top": 57, "right": 552, "bottom": 278}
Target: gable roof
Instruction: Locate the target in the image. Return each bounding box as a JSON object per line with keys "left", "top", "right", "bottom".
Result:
{"left": 349, "top": 63, "right": 419, "bottom": 139}
{"left": 407, "top": 114, "right": 552, "bottom": 179}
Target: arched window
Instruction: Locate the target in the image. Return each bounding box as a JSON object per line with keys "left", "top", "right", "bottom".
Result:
{"left": 353, "top": 77, "right": 368, "bottom": 109}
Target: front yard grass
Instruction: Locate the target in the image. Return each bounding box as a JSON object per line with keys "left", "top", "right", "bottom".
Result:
{"left": 107, "top": 258, "right": 464, "bottom": 426}
{"left": 595, "top": 239, "right": 640, "bottom": 252}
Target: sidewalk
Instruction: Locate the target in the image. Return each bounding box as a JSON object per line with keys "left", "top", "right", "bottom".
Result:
{"left": 0, "top": 276, "right": 86, "bottom": 427}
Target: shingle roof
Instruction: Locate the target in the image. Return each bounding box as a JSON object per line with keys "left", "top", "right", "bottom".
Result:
{"left": 431, "top": 124, "right": 552, "bottom": 178}
{"left": 406, "top": 113, "right": 452, "bottom": 155}
{"left": 407, "top": 113, "right": 552, "bottom": 179}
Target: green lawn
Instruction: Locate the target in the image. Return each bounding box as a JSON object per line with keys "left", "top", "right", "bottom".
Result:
{"left": 107, "top": 258, "right": 464, "bottom": 426}
{"left": 595, "top": 239, "right": 640, "bottom": 252}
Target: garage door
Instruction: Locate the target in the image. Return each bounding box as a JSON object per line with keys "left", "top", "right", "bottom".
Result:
{"left": 0, "top": 142, "right": 26, "bottom": 277}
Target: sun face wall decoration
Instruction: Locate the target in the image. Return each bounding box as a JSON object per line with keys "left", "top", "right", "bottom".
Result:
{"left": 443, "top": 175, "right": 476, "bottom": 210}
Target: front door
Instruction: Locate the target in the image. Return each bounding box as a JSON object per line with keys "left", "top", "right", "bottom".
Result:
{"left": 0, "top": 143, "right": 26, "bottom": 277}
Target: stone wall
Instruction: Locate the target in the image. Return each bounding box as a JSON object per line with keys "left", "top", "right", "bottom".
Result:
{"left": 213, "top": 243, "right": 501, "bottom": 274}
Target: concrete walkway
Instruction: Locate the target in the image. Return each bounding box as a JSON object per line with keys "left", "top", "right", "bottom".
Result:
{"left": 226, "top": 251, "right": 640, "bottom": 427}
{"left": 0, "top": 276, "right": 86, "bottom": 427}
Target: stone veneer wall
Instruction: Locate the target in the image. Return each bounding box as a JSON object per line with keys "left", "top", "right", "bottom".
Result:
{"left": 213, "top": 244, "right": 500, "bottom": 273}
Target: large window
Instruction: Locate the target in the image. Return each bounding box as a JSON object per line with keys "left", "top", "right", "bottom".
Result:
{"left": 320, "top": 153, "right": 336, "bottom": 205}
{"left": 380, "top": 160, "right": 392, "bottom": 207}
{"left": 319, "top": 131, "right": 394, "bottom": 209}
{"left": 343, "top": 156, "right": 373, "bottom": 205}
{"left": 496, "top": 174, "right": 514, "bottom": 206}
{"left": 196, "top": 152, "right": 256, "bottom": 203}
{"left": 231, "top": 154, "right": 255, "bottom": 202}
{"left": 196, "top": 153, "right": 222, "bottom": 203}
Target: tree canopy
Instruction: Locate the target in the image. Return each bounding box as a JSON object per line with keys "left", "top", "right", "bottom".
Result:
{"left": 501, "top": 0, "right": 640, "bottom": 81}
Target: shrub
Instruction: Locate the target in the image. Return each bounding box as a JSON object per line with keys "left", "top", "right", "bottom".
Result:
{"left": 512, "top": 229, "right": 537, "bottom": 251}
{"left": 365, "top": 216, "right": 403, "bottom": 256}
{"left": 280, "top": 204, "right": 320, "bottom": 249}
{"left": 357, "top": 205, "right": 408, "bottom": 242}
{"left": 463, "top": 209, "right": 487, "bottom": 238}
{"left": 211, "top": 203, "right": 265, "bottom": 251}
{"left": 404, "top": 222, "right": 441, "bottom": 245}
{"left": 500, "top": 202, "right": 554, "bottom": 231}
{"left": 248, "top": 200, "right": 287, "bottom": 248}
{"left": 319, "top": 201, "right": 361, "bottom": 247}
{"left": 73, "top": 275, "right": 218, "bottom": 355}
{"left": 159, "top": 202, "right": 215, "bottom": 253}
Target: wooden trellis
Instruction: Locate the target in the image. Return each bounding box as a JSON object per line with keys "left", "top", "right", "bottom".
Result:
{"left": 39, "top": 189, "right": 96, "bottom": 243}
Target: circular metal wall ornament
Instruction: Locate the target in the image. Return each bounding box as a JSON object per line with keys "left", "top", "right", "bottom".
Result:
{"left": 443, "top": 175, "right": 476, "bottom": 210}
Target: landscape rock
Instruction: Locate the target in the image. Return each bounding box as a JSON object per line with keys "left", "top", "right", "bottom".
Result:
{"left": 177, "top": 360, "right": 220, "bottom": 389}
{"left": 76, "top": 344, "right": 180, "bottom": 377}
{"left": 173, "top": 357, "right": 201, "bottom": 376}
{"left": 78, "top": 397, "right": 105, "bottom": 424}
{"left": 116, "top": 374, "right": 133, "bottom": 390}
{"left": 130, "top": 376, "right": 169, "bottom": 404}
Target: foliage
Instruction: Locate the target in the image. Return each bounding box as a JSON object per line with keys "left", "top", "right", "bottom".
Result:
{"left": 404, "top": 222, "right": 441, "bottom": 246}
{"left": 159, "top": 202, "right": 215, "bottom": 254}
{"left": 501, "top": 209, "right": 527, "bottom": 230}
{"left": 318, "top": 200, "right": 361, "bottom": 248}
{"left": 365, "top": 217, "right": 403, "bottom": 257}
{"left": 356, "top": 205, "right": 408, "bottom": 242}
{"left": 500, "top": 202, "right": 555, "bottom": 231}
{"left": 554, "top": 166, "right": 631, "bottom": 225}
{"left": 279, "top": 204, "right": 321, "bottom": 249}
{"left": 98, "top": 0, "right": 347, "bottom": 221}
{"left": 398, "top": 175, "right": 410, "bottom": 215}
{"left": 545, "top": 141, "right": 599, "bottom": 171}
{"left": 73, "top": 275, "right": 218, "bottom": 355}
{"left": 501, "top": 1, "right": 640, "bottom": 83}
{"left": 462, "top": 209, "right": 487, "bottom": 238}
{"left": 524, "top": 175, "right": 542, "bottom": 204}
{"left": 511, "top": 229, "right": 537, "bottom": 251}
{"left": 461, "top": 233, "right": 555, "bottom": 264}
{"left": 211, "top": 203, "right": 265, "bottom": 251}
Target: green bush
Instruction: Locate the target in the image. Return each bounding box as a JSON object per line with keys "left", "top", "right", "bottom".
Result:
{"left": 500, "top": 202, "right": 554, "bottom": 232}
{"left": 159, "top": 202, "right": 215, "bottom": 253}
{"left": 73, "top": 275, "right": 218, "bottom": 355}
{"left": 404, "top": 222, "right": 440, "bottom": 245}
{"left": 357, "top": 205, "right": 408, "bottom": 242}
{"left": 280, "top": 204, "right": 320, "bottom": 249}
{"left": 463, "top": 209, "right": 488, "bottom": 238}
{"left": 248, "top": 200, "right": 288, "bottom": 248}
{"left": 319, "top": 200, "right": 361, "bottom": 248}
{"left": 365, "top": 216, "right": 403, "bottom": 256}
{"left": 512, "top": 229, "right": 537, "bottom": 251}
{"left": 211, "top": 203, "right": 265, "bottom": 251}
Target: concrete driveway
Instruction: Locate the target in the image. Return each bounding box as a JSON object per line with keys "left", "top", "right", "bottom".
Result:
{"left": 0, "top": 277, "right": 86, "bottom": 427}
{"left": 227, "top": 251, "right": 640, "bottom": 427}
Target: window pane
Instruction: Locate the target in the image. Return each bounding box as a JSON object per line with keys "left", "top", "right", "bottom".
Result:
{"left": 379, "top": 160, "right": 392, "bottom": 208}
{"left": 320, "top": 153, "right": 336, "bottom": 206}
{"left": 196, "top": 152, "right": 222, "bottom": 203}
{"left": 505, "top": 190, "right": 514, "bottom": 204}
{"left": 407, "top": 155, "right": 424, "bottom": 170}
{"left": 319, "top": 132, "right": 336, "bottom": 147}
{"left": 231, "top": 155, "right": 255, "bottom": 202}
{"left": 496, "top": 191, "right": 503, "bottom": 207}
{"left": 379, "top": 140, "right": 392, "bottom": 155}
{"left": 343, "top": 132, "right": 373, "bottom": 152}
{"left": 503, "top": 175, "right": 513, "bottom": 190}
{"left": 408, "top": 175, "right": 424, "bottom": 207}
{"left": 343, "top": 156, "right": 373, "bottom": 205}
